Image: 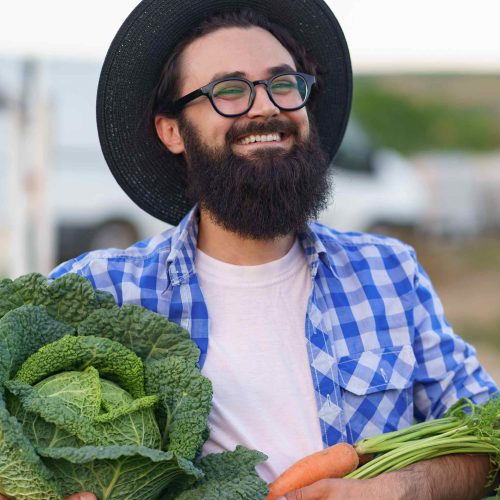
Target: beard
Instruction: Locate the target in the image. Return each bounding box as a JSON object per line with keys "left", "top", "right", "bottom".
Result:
{"left": 178, "top": 114, "right": 332, "bottom": 240}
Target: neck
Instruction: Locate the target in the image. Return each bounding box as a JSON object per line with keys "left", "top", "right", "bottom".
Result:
{"left": 197, "top": 208, "right": 296, "bottom": 265}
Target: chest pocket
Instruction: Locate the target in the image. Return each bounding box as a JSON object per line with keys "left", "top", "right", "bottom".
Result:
{"left": 337, "top": 344, "right": 417, "bottom": 443}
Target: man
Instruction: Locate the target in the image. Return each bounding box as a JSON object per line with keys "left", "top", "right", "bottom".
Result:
{"left": 45, "top": 0, "right": 496, "bottom": 498}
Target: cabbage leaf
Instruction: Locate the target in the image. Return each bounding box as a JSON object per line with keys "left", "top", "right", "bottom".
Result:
{"left": 0, "top": 273, "right": 268, "bottom": 499}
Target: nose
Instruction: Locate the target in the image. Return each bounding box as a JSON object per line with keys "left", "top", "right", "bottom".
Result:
{"left": 246, "top": 84, "right": 279, "bottom": 119}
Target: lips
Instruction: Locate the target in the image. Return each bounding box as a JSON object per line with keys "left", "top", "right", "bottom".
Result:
{"left": 228, "top": 118, "right": 299, "bottom": 148}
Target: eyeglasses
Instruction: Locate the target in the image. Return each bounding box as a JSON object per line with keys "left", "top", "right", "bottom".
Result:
{"left": 168, "top": 71, "right": 316, "bottom": 117}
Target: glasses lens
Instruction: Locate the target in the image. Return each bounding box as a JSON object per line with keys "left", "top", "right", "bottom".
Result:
{"left": 270, "top": 74, "right": 308, "bottom": 110}
{"left": 212, "top": 79, "right": 252, "bottom": 115}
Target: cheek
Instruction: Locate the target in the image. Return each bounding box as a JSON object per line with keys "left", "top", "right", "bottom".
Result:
{"left": 294, "top": 109, "right": 310, "bottom": 139}
{"left": 184, "top": 106, "right": 232, "bottom": 147}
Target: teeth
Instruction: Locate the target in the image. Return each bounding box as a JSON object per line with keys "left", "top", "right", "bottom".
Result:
{"left": 238, "top": 133, "right": 282, "bottom": 145}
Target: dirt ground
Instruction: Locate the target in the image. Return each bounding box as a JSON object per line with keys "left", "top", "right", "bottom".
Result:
{"left": 473, "top": 347, "right": 500, "bottom": 386}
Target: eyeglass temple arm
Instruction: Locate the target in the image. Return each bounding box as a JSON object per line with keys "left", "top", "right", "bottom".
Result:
{"left": 170, "top": 88, "right": 205, "bottom": 113}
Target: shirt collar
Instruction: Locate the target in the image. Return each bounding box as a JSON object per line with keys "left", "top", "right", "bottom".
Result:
{"left": 166, "top": 205, "right": 200, "bottom": 285}
{"left": 165, "top": 205, "right": 338, "bottom": 284}
{"left": 298, "top": 222, "right": 338, "bottom": 279}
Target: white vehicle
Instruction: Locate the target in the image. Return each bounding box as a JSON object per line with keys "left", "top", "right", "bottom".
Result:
{"left": 51, "top": 148, "right": 169, "bottom": 262}
{"left": 0, "top": 59, "right": 170, "bottom": 269}
{"left": 318, "top": 119, "right": 427, "bottom": 234}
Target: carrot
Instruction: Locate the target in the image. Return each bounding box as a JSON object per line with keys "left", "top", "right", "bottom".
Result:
{"left": 266, "top": 442, "right": 359, "bottom": 499}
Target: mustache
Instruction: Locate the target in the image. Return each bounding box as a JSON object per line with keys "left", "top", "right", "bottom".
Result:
{"left": 226, "top": 118, "right": 300, "bottom": 143}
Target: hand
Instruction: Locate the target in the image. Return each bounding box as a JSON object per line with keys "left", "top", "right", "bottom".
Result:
{"left": 285, "top": 454, "right": 493, "bottom": 500}
{"left": 0, "top": 493, "right": 96, "bottom": 500}
{"left": 285, "top": 476, "right": 405, "bottom": 500}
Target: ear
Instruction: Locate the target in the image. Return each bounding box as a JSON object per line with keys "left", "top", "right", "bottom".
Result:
{"left": 154, "top": 115, "right": 185, "bottom": 154}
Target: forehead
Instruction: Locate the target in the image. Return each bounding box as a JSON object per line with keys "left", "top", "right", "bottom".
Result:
{"left": 178, "top": 26, "right": 297, "bottom": 92}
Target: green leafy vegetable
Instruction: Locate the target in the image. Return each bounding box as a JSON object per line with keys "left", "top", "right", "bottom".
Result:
{"left": 166, "top": 445, "right": 269, "bottom": 499}
{"left": 0, "top": 400, "right": 63, "bottom": 499}
{"left": 0, "top": 273, "right": 268, "bottom": 499}
{"left": 0, "top": 273, "right": 108, "bottom": 327}
{"left": 145, "top": 356, "right": 213, "bottom": 459}
{"left": 78, "top": 304, "right": 200, "bottom": 364}
{"left": 39, "top": 446, "right": 202, "bottom": 500}
{"left": 14, "top": 335, "right": 146, "bottom": 398}
{"left": 0, "top": 306, "right": 75, "bottom": 389}
{"left": 348, "top": 397, "right": 500, "bottom": 491}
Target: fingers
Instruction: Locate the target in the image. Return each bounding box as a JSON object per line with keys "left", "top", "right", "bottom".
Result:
{"left": 286, "top": 479, "right": 334, "bottom": 500}
{"left": 286, "top": 489, "right": 304, "bottom": 500}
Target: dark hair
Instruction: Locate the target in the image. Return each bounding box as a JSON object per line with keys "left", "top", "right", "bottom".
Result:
{"left": 150, "top": 8, "right": 321, "bottom": 121}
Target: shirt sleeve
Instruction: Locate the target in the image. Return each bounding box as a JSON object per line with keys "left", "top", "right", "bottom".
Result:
{"left": 48, "top": 252, "right": 122, "bottom": 304}
{"left": 49, "top": 253, "right": 89, "bottom": 280}
{"left": 410, "top": 251, "right": 498, "bottom": 421}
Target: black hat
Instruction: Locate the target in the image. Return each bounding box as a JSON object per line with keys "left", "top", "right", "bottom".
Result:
{"left": 97, "top": 0, "right": 352, "bottom": 225}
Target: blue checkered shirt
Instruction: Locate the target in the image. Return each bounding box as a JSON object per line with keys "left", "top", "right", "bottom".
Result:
{"left": 50, "top": 206, "right": 497, "bottom": 446}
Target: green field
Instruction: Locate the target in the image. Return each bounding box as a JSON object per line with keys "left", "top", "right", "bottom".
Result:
{"left": 352, "top": 73, "right": 500, "bottom": 154}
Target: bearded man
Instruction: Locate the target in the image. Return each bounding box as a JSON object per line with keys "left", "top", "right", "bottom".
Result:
{"left": 46, "top": 1, "right": 497, "bottom": 499}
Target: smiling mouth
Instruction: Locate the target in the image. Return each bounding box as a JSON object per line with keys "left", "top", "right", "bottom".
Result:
{"left": 236, "top": 133, "right": 284, "bottom": 145}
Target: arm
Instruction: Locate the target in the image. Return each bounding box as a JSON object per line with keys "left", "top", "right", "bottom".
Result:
{"left": 287, "top": 454, "right": 494, "bottom": 500}
{"left": 410, "top": 255, "right": 497, "bottom": 419}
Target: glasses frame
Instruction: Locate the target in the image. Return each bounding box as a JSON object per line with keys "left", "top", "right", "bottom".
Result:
{"left": 169, "top": 71, "right": 316, "bottom": 117}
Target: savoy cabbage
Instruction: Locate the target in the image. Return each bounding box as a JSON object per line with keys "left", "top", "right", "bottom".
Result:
{"left": 0, "top": 273, "right": 268, "bottom": 499}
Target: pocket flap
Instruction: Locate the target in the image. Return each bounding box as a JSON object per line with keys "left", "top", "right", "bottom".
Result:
{"left": 337, "top": 345, "right": 416, "bottom": 396}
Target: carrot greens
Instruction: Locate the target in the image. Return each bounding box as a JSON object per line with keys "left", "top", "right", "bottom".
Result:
{"left": 347, "top": 397, "right": 500, "bottom": 482}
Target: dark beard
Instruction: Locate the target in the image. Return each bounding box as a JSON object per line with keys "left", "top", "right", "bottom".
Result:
{"left": 179, "top": 115, "right": 332, "bottom": 240}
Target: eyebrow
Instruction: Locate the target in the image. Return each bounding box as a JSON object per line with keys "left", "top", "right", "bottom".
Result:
{"left": 210, "top": 64, "right": 296, "bottom": 82}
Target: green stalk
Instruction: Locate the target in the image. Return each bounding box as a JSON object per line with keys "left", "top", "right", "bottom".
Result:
{"left": 347, "top": 397, "right": 500, "bottom": 480}
{"left": 354, "top": 419, "right": 462, "bottom": 454}
{"left": 348, "top": 436, "right": 499, "bottom": 479}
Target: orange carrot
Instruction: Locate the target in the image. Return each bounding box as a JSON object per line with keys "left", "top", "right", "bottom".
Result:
{"left": 266, "top": 443, "right": 359, "bottom": 499}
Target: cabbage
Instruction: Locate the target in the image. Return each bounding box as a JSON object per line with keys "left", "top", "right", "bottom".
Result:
{"left": 0, "top": 273, "right": 267, "bottom": 499}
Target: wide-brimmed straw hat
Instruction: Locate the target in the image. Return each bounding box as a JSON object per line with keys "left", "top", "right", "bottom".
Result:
{"left": 97, "top": 0, "right": 352, "bottom": 225}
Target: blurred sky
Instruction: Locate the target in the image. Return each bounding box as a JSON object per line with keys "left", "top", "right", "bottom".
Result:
{"left": 0, "top": 0, "right": 499, "bottom": 72}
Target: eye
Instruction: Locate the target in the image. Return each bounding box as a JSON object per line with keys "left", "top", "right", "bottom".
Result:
{"left": 215, "top": 87, "right": 244, "bottom": 97}
{"left": 213, "top": 81, "right": 250, "bottom": 100}
{"left": 271, "top": 79, "right": 298, "bottom": 94}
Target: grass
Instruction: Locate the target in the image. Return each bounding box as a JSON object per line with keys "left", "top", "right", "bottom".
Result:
{"left": 352, "top": 74, "right": 500, "bottom": 154}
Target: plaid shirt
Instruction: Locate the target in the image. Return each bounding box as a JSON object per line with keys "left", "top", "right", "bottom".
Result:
{"left": 50, "top": 206, "right": 497, "bottom": 446}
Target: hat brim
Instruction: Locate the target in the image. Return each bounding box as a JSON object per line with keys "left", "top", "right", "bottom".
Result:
{"left": 97, "top": 0, "right": 352, "bottom": 225}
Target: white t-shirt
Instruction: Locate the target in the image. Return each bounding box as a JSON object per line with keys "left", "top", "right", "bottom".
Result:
{"left": 196, "top": 239, "right": 323, "bottom": 483}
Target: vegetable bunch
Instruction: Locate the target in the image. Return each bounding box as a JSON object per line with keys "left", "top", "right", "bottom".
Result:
{"left": 348, "top": 397, "right": 500, "bottom": 481}
{"left": 267, "top": 395, "right": 500, "bottom": 498}
{"left": 0, "top": 273, "right": 268, "bottom": 500}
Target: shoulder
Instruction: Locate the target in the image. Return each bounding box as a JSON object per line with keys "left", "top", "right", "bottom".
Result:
{"left": 308, "top": 220, "right": 418, "bottom": 271}
{"left": 49, "top": 227, "right": 176, "bottom": 302}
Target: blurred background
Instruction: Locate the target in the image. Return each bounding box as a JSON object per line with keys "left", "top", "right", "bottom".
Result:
{"left": 1, "top": 1, "right": 499, "bottom": 379}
